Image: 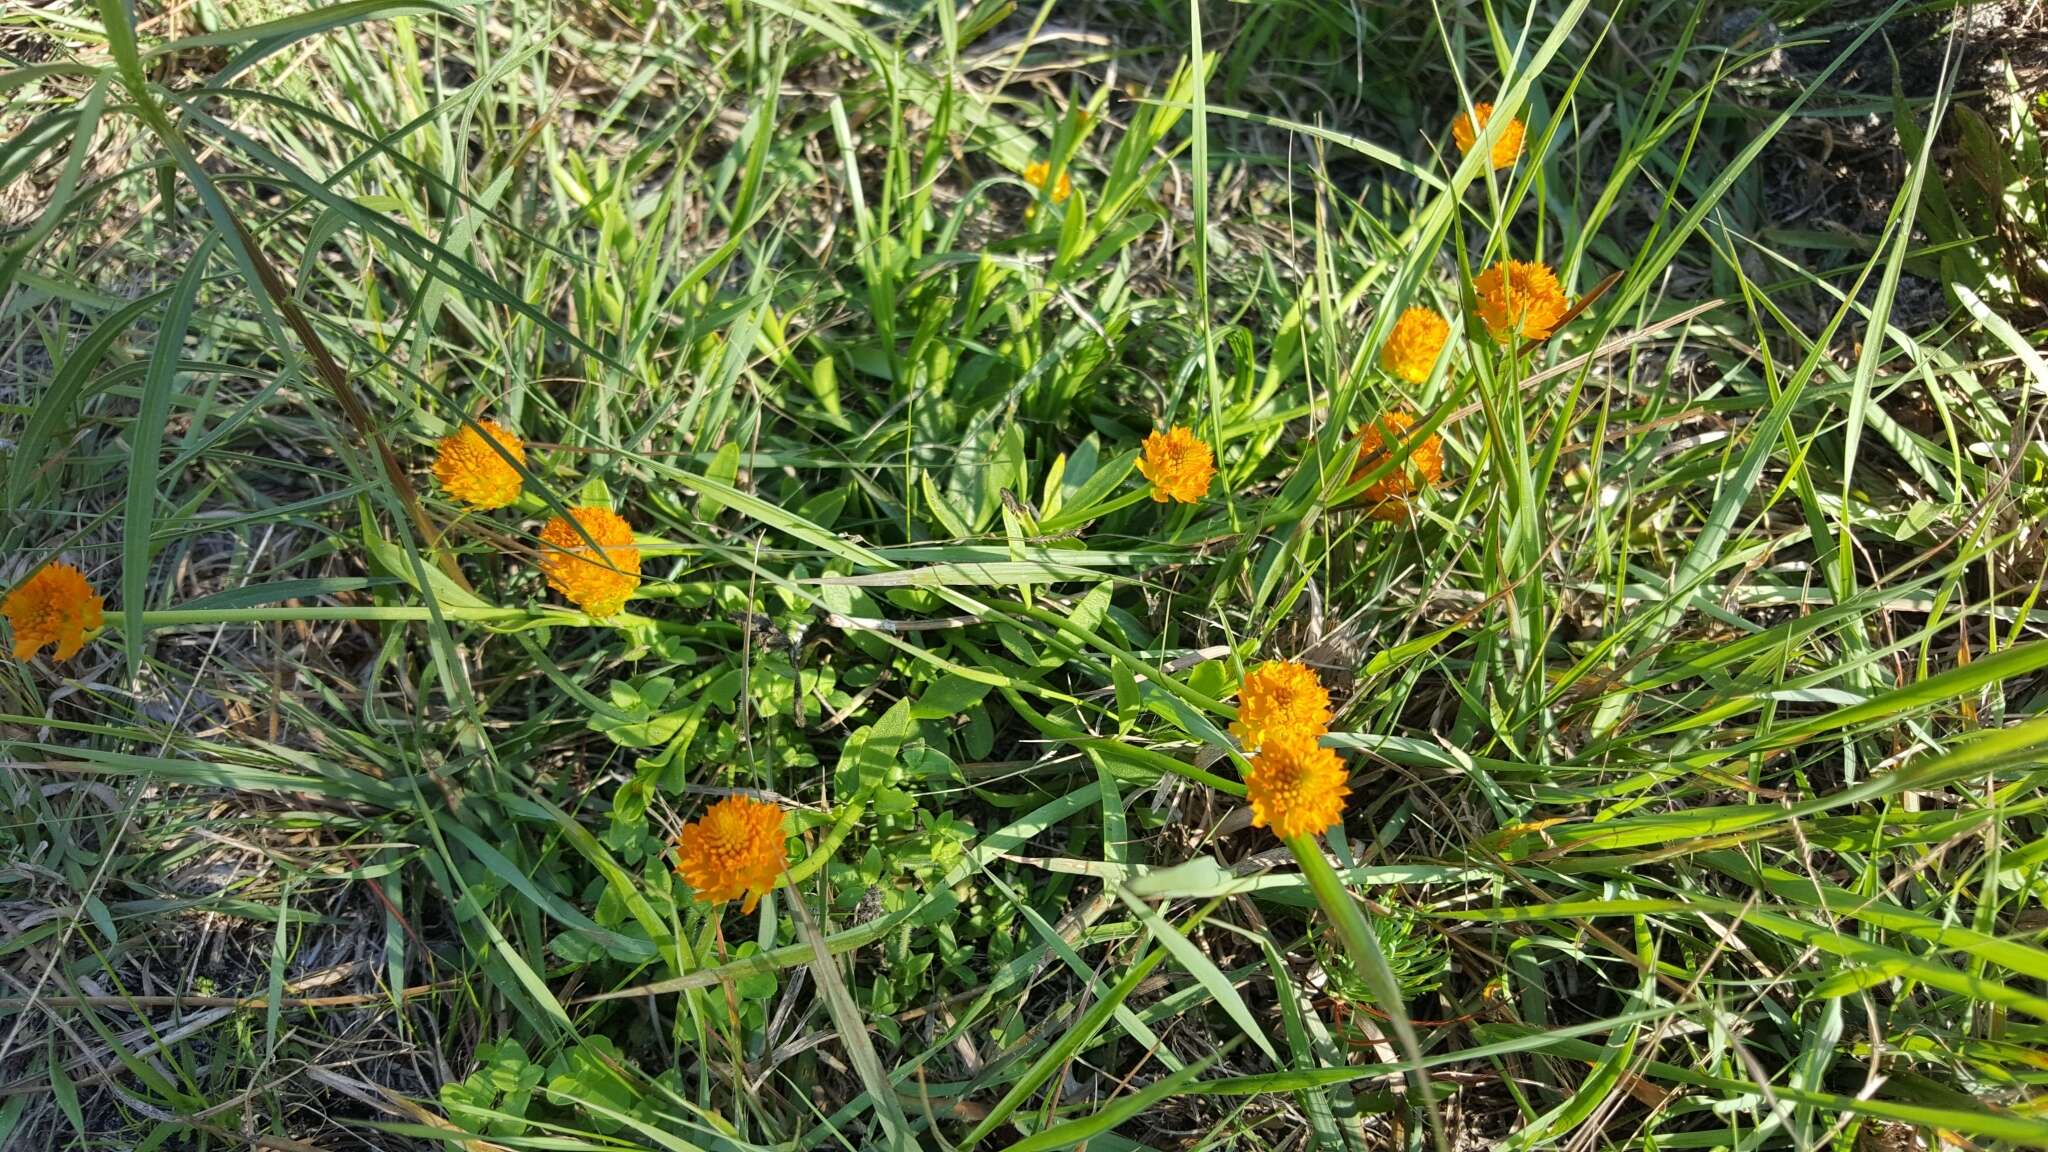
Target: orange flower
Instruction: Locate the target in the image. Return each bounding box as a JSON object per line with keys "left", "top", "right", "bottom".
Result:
{"left": 1350, "top": 411, "right": 1445, "bottom": 522}
{"left": 537, "top": 506, "right": 641, "bottom": 617}
{"left": 675, "top": 795, "right": 787, "bottom": 913}
{"left": 1379, "top": 306, "right": 1451, "bottom": 384}
{"left": 3, "top": 561, "right": 104, "bottom": 662}
{"left": 1023, "top": 160, "right": 1073, "bottom": 204}
{"left": 1246, "top": 733, "right": 1350, "bottom": 841}
{"left": 1232, "top": 660, "right": 1332, "bottom": 751}
{"left": 432, "top": 418, "right": 526, "bottom": 510}
{"left": 1451, "top": 102, "right": 1526, "bottom": 170}
{"left": 1473, "top": 259, "right": 1567, "bottom": 344}
{"left": 1137, "top": 426, "right": 1215, "bottom": 504}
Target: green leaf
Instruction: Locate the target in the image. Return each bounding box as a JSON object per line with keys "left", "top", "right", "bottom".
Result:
{"left": 588, "top": 676, "right": 692, "bottom": 748}
{"left": 998, "top": 1052, "right": 1218, "bottom": 1152}
{"left": 958, "top": 944, "right": 1174, "bottom": 1150}
{"left": 833, "top": 696, "right": 918, "bottom": 797}
{"left": 1495, "top": 1019, "right": 1636, "bottom": 1150}
{"left": 786, "top": 891, "right": 917, "bottom": 1150}
{"left": 440, "top": 819, "right": 658, "bottom": 960}
{"left": 1113, "top": 885, "right": 1276, "bottom": 1062}
{"left": 912, "top": 674, "right": 993, "bottom": 720}
{"left": 699, "top": 441, "right": 743, "bottom": 518}
{"left": 362, "top": 531, "right": 497, "bottom": 612}
{"left": 0, "top": 78, "right": 105, "bottom": 299}
{"left": 48, "top": 1044, "right": 84, "bottom": 1136}
{"left": 122, "top": 238, "right": 217, "bottom": 681}
{"left": 174, "top": 578, "right": 395, "bottom": 610}
{"left": 145, "top": 1, "right": 456, "bottom": 56}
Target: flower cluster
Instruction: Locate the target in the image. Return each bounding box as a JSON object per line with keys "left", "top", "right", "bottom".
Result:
{"left": 3, "top": 562, "right": 103, "bottom": 662}
{"left": 1120, "top": 110, "right": 1570, "bottom": 521}
{"left": 674, "top": 794, "right": 788, "bottom": 913}
{"left": 1474, "top": 259, "right": 1568, "bottom": 344}
{"left": 1235, "top": 660, "right": 1349, "bottom": 841}
{"left": 1380, "top": 306, "right": 1450, "bottom": 384}
{"left": 1362, "top": 182, "right": 1580, "bottom": 517}
{"left": 1248, "top": 735, "right": 1351, "bottom": 841}
{"left": 1023, "top": 160, "right": 1073, "bottom": 205}
{"left": 1231, "top": 660, "right": 1332, "bottom": 751}
{"left": 432, "top": 419, "right": 527, "bottom": 510}
{"left": 1350, "top": 411, "right": 1446, "bottom": 523}
{"left": 425, "top": 413, "right": 754, "bottom": 915}
{"left": 1374, "top": 259, "right": 1569, "bottom": 387}
{"left": 537, "top": 506, "right": 642, "bottom": 619}
{"left": 1138, "top": 425, "right": 1216, "bottom": 504}
{"left": 1451, "top": 102, "right": 1526, "bottom": 170}
{"left": 427, "top": 415, "right": 644, "bottom": 617}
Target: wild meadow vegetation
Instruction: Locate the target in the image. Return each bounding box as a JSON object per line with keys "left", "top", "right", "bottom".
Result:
{"left": 3, "top": 0, "right": 2047, "bottom": 1147}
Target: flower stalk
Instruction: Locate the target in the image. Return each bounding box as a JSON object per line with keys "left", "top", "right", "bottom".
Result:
{"left": 1286, "top": 833, "right": 1446, "bottom": 1149}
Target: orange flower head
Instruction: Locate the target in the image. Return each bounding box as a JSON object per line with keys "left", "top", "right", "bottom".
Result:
{"left": 1379, "top": 306, "right": 1451, "bottom": 384}
{"left": 4, "top": 561, "right": 104, "bottom": 662}
{"left": 675, "top": 795, "right": 787, "bottom": 913}
{"left": 1350, "top": 411, "right": 1445, "bottom": 522}
{"left": 1232, "top": 660, "right": 1332, "bottom": 751}
{"left": 1474, "top": 259, "right": 1567, "bottom": 344}
{"left": 1024, "top": 160, "right": 1073, "bottom": 204}
{"left": 432, "top": 418, "right": 526, "bottom": 510}
{"left": 1137, "top": 426, "right": 1215, "bottom": 504}
{"left": 1246, "top": 733, "right": 1350, "bottom": 841}
{"left": 537, "top": 506, "right": 641, "bottom": 617}
{"left": 1451, "top": 102, "right": 1526, "bottom": 170}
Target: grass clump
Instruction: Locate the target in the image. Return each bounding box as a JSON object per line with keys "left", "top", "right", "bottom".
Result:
{"left": 3, "top": 0, "right": 2047, "bottom": 1148}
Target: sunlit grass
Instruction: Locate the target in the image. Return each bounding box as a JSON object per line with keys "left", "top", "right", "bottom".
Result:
{"left": 2, "top": 0, "right": 2044, "bottom": 1147}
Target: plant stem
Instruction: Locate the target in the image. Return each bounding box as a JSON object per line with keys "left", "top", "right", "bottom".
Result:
{"left": 1286, "top": 832, "right": 1448, "bottom": 1152}
{"left": 783, "top": 800, "right": 865, "bottom": 887}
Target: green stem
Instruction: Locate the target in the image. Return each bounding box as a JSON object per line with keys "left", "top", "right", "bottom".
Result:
{"left": 100, "top": 605, "right": 706, "bottom": 637}
{"left": 783, "top": 800, "right": 864, "bottom": 887}
{"left": 1038, "top": 484, "right": 1153, "bottom": 532}
{"left": 120, "top": 606, "right": 584, "bottom": 627}
{"left": 1078, "top": 737, "right": 1246, "bottom": 797}
{"left": 1285, "top": 833, "right": 1448, "bottom": 1152}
